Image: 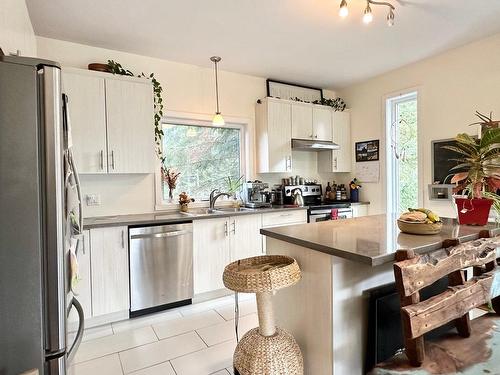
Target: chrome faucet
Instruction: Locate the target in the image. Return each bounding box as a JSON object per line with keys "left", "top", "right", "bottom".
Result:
{"left": 209, "top": 189, "right": 231, "bottom": 211}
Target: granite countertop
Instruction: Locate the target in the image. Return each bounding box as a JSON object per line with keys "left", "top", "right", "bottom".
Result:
{"left": 83, "top": 205, "right": 307, "bottom": 229}
{"left": 260, "top": 214, "right": 500, "bottom": 266}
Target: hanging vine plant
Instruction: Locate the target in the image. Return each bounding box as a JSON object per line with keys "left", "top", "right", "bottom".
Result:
{"left": 106, "top": 60, "right": 166, "bottom": 167}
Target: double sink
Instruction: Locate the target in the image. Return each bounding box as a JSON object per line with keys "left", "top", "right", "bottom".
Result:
{"left": 180, "top": 207, "right": 255, "bottom": 217}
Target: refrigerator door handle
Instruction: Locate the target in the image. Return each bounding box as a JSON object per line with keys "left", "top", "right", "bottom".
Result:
{"left": 66, "top": 297, "right": 84, "bottom": 363}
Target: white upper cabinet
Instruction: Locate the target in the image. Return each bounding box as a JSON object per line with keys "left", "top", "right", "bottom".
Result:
{"left": 291, "top": 102, "right": 332, "bottom": 141}
{"left": 62, "top": 72, "right": 107, "bottom": 174}
{"left": 318, "top": 110, "right": 352, "bottom": 173}
{"left": 62, "top": 68, "right": 155, "bottom": 174}
{"left": 256, "top": 98, "right": 292, "bottom": 173}
{"left": 333, "top": 111, "right": 352, "bottom": 172}
{"left": 313, "top": 106, "right": 333, "bottom": 141}
{"left": 106, "top": 79, "right": 155, "bottom": 174}
{"left": 291, "top": 102, "right": 313, "bottom": 139}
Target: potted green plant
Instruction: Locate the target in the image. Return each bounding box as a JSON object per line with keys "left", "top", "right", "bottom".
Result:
{"left": 444, "top": 114, "right": 500, "bottom": 225}
{"left": 226, "top": 175, "right": 245, "bottom": 208}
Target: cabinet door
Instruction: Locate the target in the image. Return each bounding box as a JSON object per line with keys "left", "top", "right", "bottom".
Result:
{"left": 230, "top": 215, "right": 263, "bottom": 261}
{"left": 105, "top": 79, "right": 155, "bottom": 174}
{"left": 62, "top": 72, "right": 107, "bottom": 174}
{"left": 333, "top": 111, "right": 351, "bottom": 172}
{"left": 352, "top": 205, "right": 369, "bottom": 217}
{"left": 68, "top": 231, "right": 92, "bottom": 323}
{"left": 90, "top": 226, "right": 129, "bottom": 316}
{"left": 193, "top": 218, "right": 231, "bottom": 294}
{"left": 291, "top": 102, "right": 313, "bottom": 139}
{"left": 313, "top": 106, "right": 333, "bottom": 141}
{"left": 267, "top": 100, "right": 292, "bottom": 173}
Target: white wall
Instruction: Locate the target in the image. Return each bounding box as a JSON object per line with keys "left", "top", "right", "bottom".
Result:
{"left": 0, "top": 0, "right": 36, "bottom": 56}
{"left": 338, "top": 32, "right": 500, "bottom": 217}
{"left": 36, "top": 37, "right": 341, "bottom": 216}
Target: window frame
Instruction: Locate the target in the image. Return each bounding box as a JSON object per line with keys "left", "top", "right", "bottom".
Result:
{"left": 155, "top": 110, "right": 248, "bottom": 210}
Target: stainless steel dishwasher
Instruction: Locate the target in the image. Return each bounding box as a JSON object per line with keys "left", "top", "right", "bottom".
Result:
{"left": 129, "top": 222, "right": 193, "bottom": 316}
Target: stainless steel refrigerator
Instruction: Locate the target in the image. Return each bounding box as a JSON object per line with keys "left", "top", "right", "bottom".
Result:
{"left": 0, "top": 54, "right": 84, "bottom": 374}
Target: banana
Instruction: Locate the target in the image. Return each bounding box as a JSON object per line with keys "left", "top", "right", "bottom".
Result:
{"left": 407, "top": 208, "right": 441, "bottom": 223}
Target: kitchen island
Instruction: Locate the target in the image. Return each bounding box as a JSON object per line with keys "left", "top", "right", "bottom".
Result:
{"left": 261, "top": 215, "right": 500, "bottom": 375}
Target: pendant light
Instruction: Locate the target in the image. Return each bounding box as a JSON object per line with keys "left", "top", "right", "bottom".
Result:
{"left": 210, "top": 56, "right": 225, "bottom": 126}
{"left": 363, "top": 2, "right": 373, "bottom": 24}
{"left": 339, "top": 0, "right": 348, "bottom": 18}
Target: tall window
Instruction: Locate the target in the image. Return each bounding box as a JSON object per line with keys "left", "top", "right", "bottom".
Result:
{"left": 162, "top": 122, "right": 242, "bottom": 201}
{"left": 386, "top": 92, "right": 418, "bottom": 214}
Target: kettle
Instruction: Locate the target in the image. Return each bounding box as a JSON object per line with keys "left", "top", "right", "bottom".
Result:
{"left": 292, "top": 188, "right": 304, "bottom": 207}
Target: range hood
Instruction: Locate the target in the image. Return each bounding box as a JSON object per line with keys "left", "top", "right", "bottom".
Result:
{"left": 291, "top": 138, "right": 340, "bottom": 151}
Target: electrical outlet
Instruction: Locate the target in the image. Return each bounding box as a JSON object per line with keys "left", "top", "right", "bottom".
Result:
{"left": 85, "top": 194, "right": 101, "bottom": 206}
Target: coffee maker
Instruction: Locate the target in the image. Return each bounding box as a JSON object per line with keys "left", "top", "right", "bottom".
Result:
{"left": 243, "top": 181, "right": 272, "bottom": 208}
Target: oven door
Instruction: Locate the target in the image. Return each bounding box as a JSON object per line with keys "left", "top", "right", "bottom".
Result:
{"left": 309, "top": 208, "right": 353, "bottom": 222}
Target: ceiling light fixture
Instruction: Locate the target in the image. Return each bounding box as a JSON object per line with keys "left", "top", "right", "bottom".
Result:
{"left": 363, "top": 3, "right": 373, "bottom": 24}
{"left": 339, "top": 0, "right": 349, "bottom": 18}
{"left": 339, "top": 0, "right": 396, "bottom": 27}
{"left": 210, "top": 56, "right": 225, "bottom": 126}
{"left": 387, "top": 7, "right": 395, "bottom": 26}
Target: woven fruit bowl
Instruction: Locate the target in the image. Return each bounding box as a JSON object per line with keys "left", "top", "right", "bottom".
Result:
{"left": 397, "top": 219, "right": 443, "bottom": 235}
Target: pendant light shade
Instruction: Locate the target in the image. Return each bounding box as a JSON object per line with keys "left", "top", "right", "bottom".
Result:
{"left": 210, "top": 56, "right": 225, "bottom": 126}
{"left": 212, "top": 113, "right": 225, "bottom": 126}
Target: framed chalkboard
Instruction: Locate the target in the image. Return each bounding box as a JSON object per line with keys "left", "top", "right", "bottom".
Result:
{"left": 431, "top": 137, "right": 476, "bottom": 184}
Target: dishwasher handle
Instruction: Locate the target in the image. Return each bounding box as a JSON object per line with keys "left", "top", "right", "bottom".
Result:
{"left": 130, "top": 230, "right": 191, "bottom": 240}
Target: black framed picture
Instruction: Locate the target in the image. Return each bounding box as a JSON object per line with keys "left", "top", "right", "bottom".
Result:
{"left": 355, "top": 140, "right": 380, "bottom": 162}
{"left": 266, "top": 79, "right": 323, "bottom": 102}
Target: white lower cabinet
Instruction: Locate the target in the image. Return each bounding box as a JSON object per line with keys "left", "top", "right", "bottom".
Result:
{"left": 261, "top": 210, "right": 308, "bottom": 253}
{"left": 193, "top": 218, "right": 232, "bottom": 294}
{"left": 352, "top": 205, "right": 369, "bottom": 217}
{"left": 230, "top": 214, "right": 263, "bottom": 261}
{"left": 68, "top": 230, "right": 91, "bottom": 323}
{"left": 193, "top": 214, "right": 264, "bottom": 295}
{"left": 90, "top": 226, "right": 130, "bottom": 316}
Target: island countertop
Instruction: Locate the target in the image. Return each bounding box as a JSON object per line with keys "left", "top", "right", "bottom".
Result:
{"left": 260, "top": 214, "right": 500, "bottom": 266}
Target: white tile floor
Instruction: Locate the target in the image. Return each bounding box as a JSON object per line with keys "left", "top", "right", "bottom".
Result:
{"left": 70, "top": 294, "right": 257, "bottom": 375}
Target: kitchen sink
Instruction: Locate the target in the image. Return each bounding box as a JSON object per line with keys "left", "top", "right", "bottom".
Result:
{"left": 214, "top": 207, "right": 254, "bottom": 213}
{"left": 180, "top": 208, "right": 222, "bottom": 216}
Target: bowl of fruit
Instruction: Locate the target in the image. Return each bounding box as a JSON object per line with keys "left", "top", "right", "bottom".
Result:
{"left": 397, "top": 208, "right": 442, "bottom": 235}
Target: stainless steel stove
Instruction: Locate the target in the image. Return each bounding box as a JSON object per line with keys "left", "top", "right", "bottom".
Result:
{"left": 283, "top": 184, "right": 353, "bottom": 222}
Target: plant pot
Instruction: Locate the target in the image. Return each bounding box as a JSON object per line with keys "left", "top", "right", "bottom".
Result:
{"left": 455, "top": 198, "right": 493, "bottom": 226}
{"left": 180, "top": 203, "right": 189, "bottom": 212}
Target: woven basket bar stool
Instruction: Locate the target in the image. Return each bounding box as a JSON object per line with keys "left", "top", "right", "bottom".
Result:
{"left": 223, "top": 255, "right": 304, "bottom": 375}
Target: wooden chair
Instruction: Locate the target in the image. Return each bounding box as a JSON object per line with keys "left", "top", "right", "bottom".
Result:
{"left": 392, "top": 230, "right": 500, "bottom": 367}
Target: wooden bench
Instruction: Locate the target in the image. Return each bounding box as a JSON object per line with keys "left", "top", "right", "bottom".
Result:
{"left": 378, "top": 230, "right": 500, "bottom": 371}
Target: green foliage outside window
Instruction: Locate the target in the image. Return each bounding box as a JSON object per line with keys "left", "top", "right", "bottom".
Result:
{"left": 397, "top": 99, "right": 418, "bottom": 212}
{"left": 162, "top": 123, "right": 241, "bottom": 200}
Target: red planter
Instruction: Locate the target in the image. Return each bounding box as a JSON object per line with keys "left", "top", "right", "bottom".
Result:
{"left": 455, "top": 198, "right": 493, "bottom": 226}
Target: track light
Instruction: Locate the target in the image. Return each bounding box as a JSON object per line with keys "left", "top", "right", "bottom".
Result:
{"left": 339, "top": 0, "right": 348, "bottom": 18}
{"left": 387, "top": 8, "right": 395, "bottom": 26}
{"left": 339, "top": 0, "right": 395, "bottom": 27}
{"left": 363, "top": 3, "right": 373, "bottom": 24}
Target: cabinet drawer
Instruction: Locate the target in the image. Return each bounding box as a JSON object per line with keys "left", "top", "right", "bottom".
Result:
{"left": 262, "top": 210, "right": 307, "bottom": 227}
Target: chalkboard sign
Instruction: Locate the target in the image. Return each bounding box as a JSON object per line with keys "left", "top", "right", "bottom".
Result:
{"left": 431, "top": 138, "right": 474, "bottom": 184}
